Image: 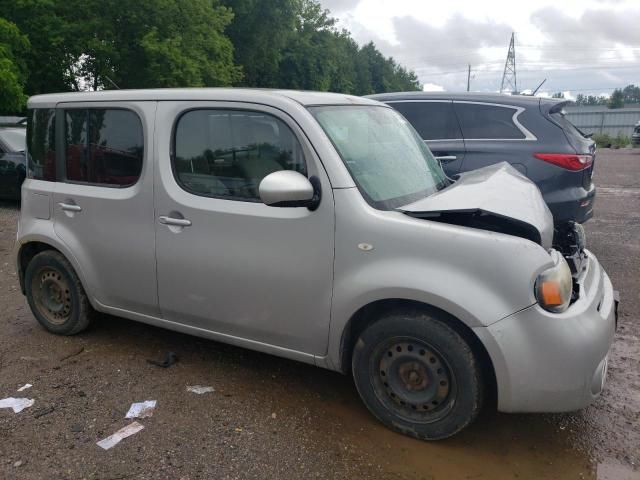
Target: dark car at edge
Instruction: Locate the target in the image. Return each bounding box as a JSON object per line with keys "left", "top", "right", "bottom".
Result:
{"left": 367, "top": 92, "right": 597, "bottom": 226}
{"left": 0, "top": 117, "right": 27, "bottom": 201}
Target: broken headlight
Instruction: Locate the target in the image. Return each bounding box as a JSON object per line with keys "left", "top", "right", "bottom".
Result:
{"left": 535, "top": 250, "right": 572, "bottom": 313}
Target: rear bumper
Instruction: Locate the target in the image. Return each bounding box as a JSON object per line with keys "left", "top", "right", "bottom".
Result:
{"left": 474, "top": 249, "right": 616, "bottom": 413}
{"left": 544, "top": 183, "right": 596, "bottom": 224}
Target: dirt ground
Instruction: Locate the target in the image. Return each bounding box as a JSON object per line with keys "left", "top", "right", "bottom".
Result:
{"left": 0, "top": 149, "right": 638, "bottom": 480}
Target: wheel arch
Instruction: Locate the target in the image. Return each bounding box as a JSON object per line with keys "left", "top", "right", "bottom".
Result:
{"left": 17, "top": 238, "right": 93, "bottom": 309}
{"left": 338, "top": 298, "right": 497, "bottom": 403}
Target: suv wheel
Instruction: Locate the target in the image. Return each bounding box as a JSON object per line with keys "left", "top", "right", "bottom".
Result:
{"left": 352, "top": 310, "right": 483, "bottom": 440}
{"left": 25, "top": 250, "right": 94, "bottom": 335}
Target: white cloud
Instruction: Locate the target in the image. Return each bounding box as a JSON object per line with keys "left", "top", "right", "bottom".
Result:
{"left": 422, "top": 83, "right": 445, "bottom": 92}
{"left": 323, "top": 0, "right": 640, "bottom": 94}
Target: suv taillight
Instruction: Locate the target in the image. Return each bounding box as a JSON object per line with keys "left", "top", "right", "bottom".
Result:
{"left": 534, "top": 153, "right": 593, "bottom": 171}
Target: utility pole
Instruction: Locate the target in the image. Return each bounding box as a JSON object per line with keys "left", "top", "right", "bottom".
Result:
{"left": 500, "top": 32, "right": 517, "bottom": 94}
{"left": 467, "top": 64, "right": 471, "bottom": 92}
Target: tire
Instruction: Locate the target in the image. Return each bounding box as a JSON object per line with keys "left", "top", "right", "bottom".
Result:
{"left": 24, "top": 250, "right": 94, "bottom": 335}
{"left": 352, "top": 309, "right": 484, "bottom": 440}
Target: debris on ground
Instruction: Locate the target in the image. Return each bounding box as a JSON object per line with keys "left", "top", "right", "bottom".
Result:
{"left": 125, "top": 400, "right": 157, "bottom": 419}
{"left": 59, "top": 346, "right": 84, "bottom": 361}
{"left": 16, "top": 383, "right": 32, "bottom": 392}
{"left": 146, "top": 351, "right": 178, "bottom": 368}
{"left": 96, "top": 422, "right": 145, "bottom": 450}
{"left": 0, "top": 397, "right": 35, "bottom": 413}
{"left": 32, "top": 406, "right": 55, "bottom": 419}
{"left": 186, "top": 385, "right": 214, "bottom": 394}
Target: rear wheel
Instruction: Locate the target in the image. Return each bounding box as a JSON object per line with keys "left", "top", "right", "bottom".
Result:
{"left": 25, "top": 250, "right": 94, "bottom": 335}
{"left": 352, "top": 310, "right": 483, "bottom": 440}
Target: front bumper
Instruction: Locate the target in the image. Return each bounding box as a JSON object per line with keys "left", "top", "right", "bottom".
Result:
{"left": 474, "top": 249, "right": 616, "bottom": 413}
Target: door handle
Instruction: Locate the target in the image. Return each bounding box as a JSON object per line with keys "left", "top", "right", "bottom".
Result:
{"left": 58, "top": 202, "right": 82, "bottom": 212}
{"left": 159, "top": 216, "right": 192, "bottom": 227}
{"left": 434, "top": 155, "right": 457, "bottom": 163}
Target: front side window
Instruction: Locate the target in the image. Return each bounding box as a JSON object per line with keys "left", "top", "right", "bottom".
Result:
{"left": 64, "top": 109, "right": 144, "bottom": 186}
{"left": 173, "top": 109, "right": 307, "bottom": 201}
{"left": 389, "top": 101, "right": 462, "bottom": 140}
{"left": 310, "top": 105, "right": 447, "bottom": 210}
{"left": 26, "top": 109, "right": 56, "bottom": 181}
{"left": 453, "top": 103, "right": 525, "bottom": 140}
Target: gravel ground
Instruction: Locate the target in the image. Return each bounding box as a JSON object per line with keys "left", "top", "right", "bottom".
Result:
{"left": 0, "top": 149, "right": 638, "bottom": 480}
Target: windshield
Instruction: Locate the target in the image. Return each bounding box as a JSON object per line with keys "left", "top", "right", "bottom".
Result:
{"left": 0, "top": 128, "right": 26, "bottom": 152}
{"left": 309, "top": 105, "right": 447, "bottom": 210}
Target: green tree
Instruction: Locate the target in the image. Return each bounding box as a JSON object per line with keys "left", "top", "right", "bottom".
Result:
{"left": 0, "top": 18, "right": 30, "bottom": 113}
{"left": 65, "top": 0, "right": 241, "bottom": 89}
{"left": 0, "top": 0, "right": 73, "bottom": 95}
{"left": 2, "top": 0, "right": 241, "bottom": 93}
{"left": 551, "top": 92, "right": 564, "bottom": 99}
{"left": 608, "top": 89, "right": 624, "bottom": 109}
{"left": 621, "top": 84, "right": 640, "bottom": 104}
{"left": 221, "top": 0, "right": 297, "bottom": 87}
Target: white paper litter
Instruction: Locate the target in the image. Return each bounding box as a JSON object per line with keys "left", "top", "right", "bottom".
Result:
{"left": 0, "top": 397, "right": 35, "bottom": 413}
{"left": 186, "top": 385, "right": 215, "bottom": 394}
{"left": 17, "top": 384, "right": 32, "bottom": 392}
{"left": 125, "top": 400, "right": 156, "bottom": 419}
{"left": 96, "top": 422, "right": 144, "bottom": 450}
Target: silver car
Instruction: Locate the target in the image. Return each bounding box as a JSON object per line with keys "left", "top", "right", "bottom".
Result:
{"left": 16, "top": 89, "right": 617, "bottom": 440}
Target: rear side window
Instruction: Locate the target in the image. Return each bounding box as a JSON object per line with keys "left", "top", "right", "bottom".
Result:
{"left": 389, "top": 102, "right": 462, "bottom": 140}
{"left": 27, "top": 109, "right": 56, "bottom": 181}
{"left": 64, "top": 109, "right": 143, "bottom": 186}
{"left": 173, "top": 109, "right": 307, "bottom": 201}
{"left": 454, "top": 103, "right": 525, "bottom": 140}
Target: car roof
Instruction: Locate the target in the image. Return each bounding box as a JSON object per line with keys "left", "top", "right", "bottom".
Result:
{"left": 27, "top": 88, "right": 382, "bottom": 108}
{"left": 366, "top": 91, "right": 564, "bottom": 109}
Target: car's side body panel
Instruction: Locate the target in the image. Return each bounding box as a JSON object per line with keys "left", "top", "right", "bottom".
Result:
{"left": 153, "top": 101, "right": 336, "bottom": 356}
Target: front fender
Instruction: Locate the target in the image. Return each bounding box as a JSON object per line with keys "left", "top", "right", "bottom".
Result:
{"left": 325, "top": 188, "right": 553, "bottom": 370}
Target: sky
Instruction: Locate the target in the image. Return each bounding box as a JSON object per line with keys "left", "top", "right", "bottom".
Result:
{"left": 320, "top": 0, "right": 640, "bottom": 98}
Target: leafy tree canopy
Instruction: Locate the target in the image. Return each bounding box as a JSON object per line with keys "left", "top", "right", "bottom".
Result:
{"left": 1, "top": 0, "right": 420, "bottom": 114}
{"left": 0, "top": 17, "right": 29, "bottom": 113}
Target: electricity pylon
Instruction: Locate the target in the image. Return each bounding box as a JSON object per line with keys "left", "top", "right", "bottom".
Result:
{"left": 500, "top": 33, "right": 517, "bottom": 94}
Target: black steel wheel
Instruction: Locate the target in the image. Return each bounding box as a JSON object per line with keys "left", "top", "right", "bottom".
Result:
{"left": 25, "top": 250, "right": 94, "bottom": 335}
{"left": 352, "top": 309, "right": 484, "bottom": 440}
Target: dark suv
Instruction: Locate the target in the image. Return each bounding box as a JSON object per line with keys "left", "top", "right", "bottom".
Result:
{"left": 633, "top": 121, "right": 640, "bottom": 146}
{"left": 367, "top": 92, "right": 596, "bottom": 225}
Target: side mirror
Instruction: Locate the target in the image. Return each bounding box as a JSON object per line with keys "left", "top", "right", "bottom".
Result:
{"left": 259, "top": 171, "right": 321, "bottom": 210}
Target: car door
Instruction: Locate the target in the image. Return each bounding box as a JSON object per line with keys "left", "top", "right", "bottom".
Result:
{"left": 52, "top": 102, "right": 159, "bottom": 317}
{"left": 453, "top": 101, "right": 535, "bottom": 176}
{"left": 386, "top": 100, "right": 466, "bottom": 175}
{"left": 153, "top": 101, "right": 335, "bottom": 356}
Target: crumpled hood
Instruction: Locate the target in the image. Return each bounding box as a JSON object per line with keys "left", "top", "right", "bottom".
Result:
{"left": 399, "top": 162, "right": 554, "bottom": 249}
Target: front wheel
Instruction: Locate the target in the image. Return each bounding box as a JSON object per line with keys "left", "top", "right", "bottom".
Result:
{"left": 352, "top": 310, "right": 484, "bottom": 440}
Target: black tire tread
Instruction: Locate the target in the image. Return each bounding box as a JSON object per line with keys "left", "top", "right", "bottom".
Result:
{"left": 25, "top": 250, "right": 95, "bottom": 335}
{"left": 351, "top": 308, "right": 484, "bottom": 440}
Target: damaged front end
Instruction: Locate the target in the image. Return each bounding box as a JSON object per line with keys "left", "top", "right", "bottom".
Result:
{"left": 398, "top": 162, "right": 554, "bottom": 249}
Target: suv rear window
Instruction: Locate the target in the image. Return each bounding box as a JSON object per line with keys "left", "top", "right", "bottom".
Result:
{"left": 453, "top": 103, "right": 525, "bottom": 140}
{"left": 64, "top": 109, "right": 144, "bottom": 187}
{"left": 388, "top": 101, "right": 462, "bottom": 140}
{"left": 26, "top": 109, "right": 56, "bottom": 181}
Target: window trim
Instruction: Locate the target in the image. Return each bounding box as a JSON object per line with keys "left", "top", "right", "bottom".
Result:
{"left": 60, "top": 106, "right": 145, "bottom": 189}
{"left": 170, "top": 107, "right": 309, "bottom": 203}
{"left": 385, "top": 99, "right": 537, "bottom": 142}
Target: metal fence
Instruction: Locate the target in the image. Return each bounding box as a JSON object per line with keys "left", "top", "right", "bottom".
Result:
{"left": 564, "top": 106, "right": 640, "bottom": 137}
